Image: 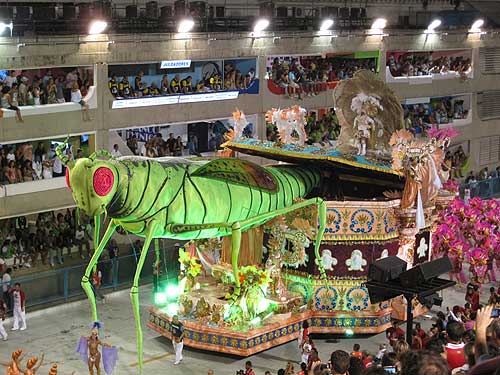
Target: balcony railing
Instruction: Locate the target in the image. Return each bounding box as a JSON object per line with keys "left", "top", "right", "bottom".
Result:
{"left": 459, "top": 177, "right": 500, "bottom": 199}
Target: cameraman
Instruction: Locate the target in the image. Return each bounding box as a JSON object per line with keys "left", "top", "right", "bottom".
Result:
{"left": 245, "top": 361, "right": 255, "bottom": 375}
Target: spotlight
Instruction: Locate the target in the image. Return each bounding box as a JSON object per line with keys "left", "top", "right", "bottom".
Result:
{"left": 371, "top": 18, "right": 387, "bottom": 31}
{"left": 177, "top": 18, "right": 194, "bottom": 33}
{"left": 88, "top": 20, "right": 108, "bottom": 35}
{"left": 426, "top": 19, "right": 442, "bottom": 33}
{"left": 0, "top": 21, "right": 14, "bottom": 37}
{"left": 253, "top": 18, "right": 270, "bottom": 33}
{"left": 469, "top": 19, "right": 484, "bottom": 33}
{"left": 320, "top": 18, "right": 334, "bottom": 31}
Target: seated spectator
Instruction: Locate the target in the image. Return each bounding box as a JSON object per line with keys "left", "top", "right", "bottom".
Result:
{"left": 134, "top": 70, "right": 145, "bottom": 93}
{"left": 180, "top": 76, "right": 193, "bottom": 94}
{"left": 143, "top": 82, "right": 161, "bottom": 96}
{"left": 1, "top": 85, "right": 24, "bottom": 122}
{"left": 160, "top": 75, "right": 170, "bottom": 95}
{"left": 119, "top": 76, "right": 132, "bottom": 97}
{"left": 170, "top": 74, "right": 181, "bottom": 94}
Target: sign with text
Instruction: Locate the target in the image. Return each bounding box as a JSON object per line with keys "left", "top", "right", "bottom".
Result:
{"left": 112, "top": 91, "right": 240, "bottom": 109}
{"left": 160, "top": 60, "right": 192, "bottom": 69}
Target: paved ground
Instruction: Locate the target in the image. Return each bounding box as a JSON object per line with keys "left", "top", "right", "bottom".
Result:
{"left": 0, "top": 279, "right": 495, "bottom": 375}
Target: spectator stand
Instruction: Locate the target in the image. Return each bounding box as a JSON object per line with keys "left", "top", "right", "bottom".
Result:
{"left": 401, "top": 93, "right": 472, "bottom": 137}
{"left": 113, "top": 115, "right": 256, "bottom": 157}
{"left": 266, "top": 51, "right": 379, "bottom": 97}
{"left": 0, "top": 135, "right": 94, "bottom": 197}
{"left": 0, "top": 66, "right": 96, "bottom": 119}
{"left": 107, "top": 58, "right": 259, "bottom": 109}
{"left": 385, "top": 49, "right": 473, "bottom": 84}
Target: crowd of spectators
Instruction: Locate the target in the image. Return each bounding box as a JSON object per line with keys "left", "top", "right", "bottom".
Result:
{"left": 403, "top": 98, "right": 469, "bottom": 136}
{"left": 0, "top": 68, "right": 93, "bottom": 121}
{"left": 258, "top": 285, "right": 500, "bottom": 375}
{"left": 108, "top": 63, "right": 256, "bottom": 98}
{"left": 0, "top": 141, "right": 86, "bottom": 185}
{"left": 0, "top": 209, "right": 93, "bottom": 270}
{"left": 387, "top": 52, "right": 472, "bottom": 78}
{"left": 268, "top": 55, "right": 377, "bottom": 99}
{"left": 124, "top": 132, "right": 202, "bottom": 157}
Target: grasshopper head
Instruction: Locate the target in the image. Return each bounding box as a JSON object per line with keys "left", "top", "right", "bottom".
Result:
{"left": 66, "top": 158, "right": 118, "bottom": 217}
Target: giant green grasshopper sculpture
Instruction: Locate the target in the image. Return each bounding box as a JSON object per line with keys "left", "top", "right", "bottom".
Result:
{"left": 57, "top": 141, "right": 326, "bottom": 373}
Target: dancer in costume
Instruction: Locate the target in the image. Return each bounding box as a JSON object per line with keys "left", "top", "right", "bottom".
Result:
{"left": 1, "top": 349, "right": 25, "bottom": 375}
{"left": 76, "top": 322, "right": 118, "bottom": 375}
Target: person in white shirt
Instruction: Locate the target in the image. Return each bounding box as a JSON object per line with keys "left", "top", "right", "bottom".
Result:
{"left": 52, "top": 155, "right": 63, "bottom": 177}
{"left": 9, "top": 282, "right": 27, "bottom": 331}
{"left": 71, "top": 82, "right": 91, "bottom": 121}
{"left": 111, "top": 144, "right": 122, "bottom": 157}
{"left": 0, "top": 296, "right": 7, "bottom": 340}
{"left": 2, "top": 268, "right": 12, "bottom": 311}
{"left": 5, "top": 70, "right": 17, "bottom": 88}
{"left": 75, "top": 225, "right": 90, "bottom": 259}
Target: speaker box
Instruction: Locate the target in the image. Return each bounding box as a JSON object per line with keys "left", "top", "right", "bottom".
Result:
{"left": 368, "top": 256, "right": 407, "bottom": 283}
{"left": 400, "top": 257, "right": 452, "bottom": 288}
{"left": 367, "top": 285, "right": 402, "bottom": 304}
{"left": 126, "top": 5, "right": 138, "bottom": 18}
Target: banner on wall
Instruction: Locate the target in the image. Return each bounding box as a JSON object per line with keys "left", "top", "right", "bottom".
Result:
{"left": 125, "top": 127, "right": 160, "bottom": 142}
{"left": 160, "top": 60, "right": 192, "bottom": 69}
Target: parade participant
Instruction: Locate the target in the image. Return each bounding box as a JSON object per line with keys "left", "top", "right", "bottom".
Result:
{"left": 171, "top": 315, "right": 184, "bottom": 365}
{"left": 1, "top": 349, "right": 25, "bottom": 374}
{"left": 9, "top": 282, "right": 26, "bottom": 331}
{"left": 76, "top": 322, "right": 117, "bottom": 375}
{"left": 0, "top": 296, "right": 7, "bottom": 341}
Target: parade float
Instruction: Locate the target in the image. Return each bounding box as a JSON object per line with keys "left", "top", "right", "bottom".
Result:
{"left": 146, "top": 71, "right": 457, "bottom": 356}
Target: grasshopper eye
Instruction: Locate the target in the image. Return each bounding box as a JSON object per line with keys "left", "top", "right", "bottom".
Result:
{"left": 93, "top": 167, "right": 114, "bottom": 196}
{"left": 65, "top": 168, "right": 71, "bottom": 189}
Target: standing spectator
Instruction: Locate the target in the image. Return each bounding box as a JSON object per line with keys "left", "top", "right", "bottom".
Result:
{"left": 119, "top": 76, "right": 132, "bottom": 97}
{"left": 386, "top": 321, "right": 405, "bottom": 347}
{"left": 445, "top": 320, "right": 466, "bottom": 371}
{"left": 108, "top": 239, "right": 119, "bottom": 286}
{"left": 351, "top": 343, "right": 363, "bottom": 359}
{"left": 75, "top": 224, "right": 90, "bottom": 259}
{"left": 18, "top": 77, "right": 28, "bottom": 106}
{"left": 134, "top": 71, "right": 145, "bottom": 93}
{"left": 111, "top": 144, "right": 122, "bottom": 157}
{"left": 46, "top": 78, "right": 57, "bottom": 104}
{"left": 9, "top": 282, "right": 27, "bottom": 331}
{"left": 5, "top": 70, "right": 17, "bottom": 88}
{"left": 307, "top": 347, "right": 321, "bottom": 374}
{"left": 244, "top": 360, "right": 255, "bottom": 375}
{"left": 412, "top": 329, "right": 423, "bottom": 350}
{"left": 330, "top": 350, "right": 350, "bottom": 375}
{"left": 65, "top": 68, "right": 78, "bottom": 101}
{"left": 91, "top": 265, "right": 105, "bottom": 303}
{"left": 160, "top": 75, "right": 170, "bottom": 95}
{"left": 108, "top": 74, "right": 119, "bottom": 97}
{"left": 0, "top": 295, "right": 7, "bottom": 341}
{"left": 55, "top": 77, "right": 65, "bottom": 103}
{"left": 71, "top": 82, "right": 91, "bottom": 121}
{"left": 2, "top": 268, "right": 12, "bottom": 311}
{"left": 171, "top": 315, "right": 185, "bottom": 365}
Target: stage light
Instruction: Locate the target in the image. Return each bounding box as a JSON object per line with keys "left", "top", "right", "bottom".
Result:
{"left": 154, "top": 292, "right": 168, "bottom": 305}
{"left": 178, "top": 18, "right": 194, "bottom": 33}
{"left": 0, "top": 21, "right": 13, "bottom": 37}
{"left": 320, "top": 19, "right": 334, "bottom": 31}
{"left": 250, "top": 316, "right": 261, "bottom": 325}
{"left": 345, "top": 329, "right": 354, "bottom": 337}
{"left": 88, "top": 20, "right": 108, "bottom": 35}
{"left": 469, "top": 19, "right": 484, "bottom": 33}
{"left": 371, "top": 18, "right": 387, "bottom": 31}
{"left": 166, "top": 302, "right": 179, "bottom": 316}
{"left": 166, "top": 284, "right": 180, "bottom": 299}
{"left": 426, "top": 19, "right": 442, "bottom": 33}
{"left": 253, "top": 18, "right": 270, "bottom": 33}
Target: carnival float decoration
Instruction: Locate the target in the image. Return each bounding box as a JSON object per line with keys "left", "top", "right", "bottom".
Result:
{"left": 0, "top": 350, "right": 70, "bottom": 375}
{"left": 58, "top": 70, "right": 460, "bottom": 371}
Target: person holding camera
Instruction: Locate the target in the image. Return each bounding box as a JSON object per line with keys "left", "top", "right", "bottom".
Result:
{"left": 171, "top": 315, "right": 184, "bottom": 365}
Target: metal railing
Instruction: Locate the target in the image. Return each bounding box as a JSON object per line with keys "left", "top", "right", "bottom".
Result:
{"left": 0, "top": 252, "right": 156, "bottom": 310}
{"left": 459, "top": 177, "right": 500, "bottom": 199}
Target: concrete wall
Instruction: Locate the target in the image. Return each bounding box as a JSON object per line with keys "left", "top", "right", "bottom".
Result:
{"left": 1, "top": 29, "right": 500, "bottom": 218}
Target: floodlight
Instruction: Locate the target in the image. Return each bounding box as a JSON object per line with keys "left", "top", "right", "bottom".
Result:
{"left": 320, "top": 19, "right": 334, "bottom": 31}
{"left": 0, "top": 22, "right": 13, "bottom": 36}
{"left": 371, "top": 18, "right": 387, "bottom": 31}
{"left": 253, "top": 18, "right": 270, "bottom": 33}
{"left": 88, "top": 20, "right": 108, "bottom": 35}
{"left": 426, "top": 19, "right": 442, "bottom": 33}
{"left": 178, "top": 18, "right": 194, "bottom": 33}
{"left": 469, "top": 19, "right": 484, "bottom": 33}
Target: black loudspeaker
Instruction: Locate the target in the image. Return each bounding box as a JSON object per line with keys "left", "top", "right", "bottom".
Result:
{"left": 367, "top": 287, "right": 401, "bottom": 304}
{"left": 368, "top": 256, "right": 407, "bottom": 283}
{"left": 400, "top": 257, "right": 452, "bottom": 288}
{"left": 215, "top": 6, "right": 224, "bottom": 17}
{"left": 126, "top": 5, "right": 138, "bottom": 18}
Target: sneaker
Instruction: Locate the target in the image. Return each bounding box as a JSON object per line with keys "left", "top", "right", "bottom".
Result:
{"left": 2, "top": 337, "right": 7, "bottom": 341}
{"left": 173, "top": 362, "right": 180, "bottom": 365}
{"left": 20, "top": 327, "right": 27, "bottom": 331}
{"left": 11, "top": 327, "right": 18, "bottom": 331}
